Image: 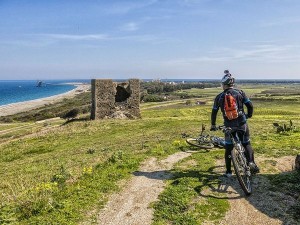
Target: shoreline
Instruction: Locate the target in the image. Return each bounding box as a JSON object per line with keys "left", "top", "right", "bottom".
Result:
{"left": 0, "top": 84, "right": 90, "bottom": 117}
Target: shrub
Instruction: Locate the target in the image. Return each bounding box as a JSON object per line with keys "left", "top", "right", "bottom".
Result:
{"left": 0, "top": 117, "right": 14, "bottom": 123}
{"left": 108, "top": 151, "right": 124, "bottom": 163}
{"left": 62, "top": 108, "right": 80, "bottom": 120}
{"left": 143, "top": 94, "right": 165, "bottom": 102}
{"left": 81, "top": 106, "right": 90, "bottom": 114}
{"left": 273, "top": 120, "right": 297, "bottom": 133}
{"left": 185, "top": 100, "right": 192, "bottom": 105}
{"left": 51, "top": 165, "right": 71, "bottom": 188}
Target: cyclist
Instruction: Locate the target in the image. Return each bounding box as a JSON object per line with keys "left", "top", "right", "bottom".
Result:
{"left": 210, "top": 70, "right": 259, "bottom": 177}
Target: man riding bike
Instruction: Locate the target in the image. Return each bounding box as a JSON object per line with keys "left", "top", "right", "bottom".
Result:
{"left": 210, "top": 70, "right": 259, "bottom": 177}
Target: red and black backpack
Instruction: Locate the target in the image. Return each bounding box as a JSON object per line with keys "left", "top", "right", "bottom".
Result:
{"left": 224, "top": 91, "right": 239, "bottom": 120}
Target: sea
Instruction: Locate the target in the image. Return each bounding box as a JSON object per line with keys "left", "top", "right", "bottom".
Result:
{"left": 0, "top": 79, "right": 90, "bottom": 106}
{"left": 1, "top": 79, "right": 299, "bottom": 106}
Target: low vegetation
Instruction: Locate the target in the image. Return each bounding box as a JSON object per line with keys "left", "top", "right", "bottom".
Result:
{"left": 0, "top": 83, "right": 299, "bottom": 224}
{"left": 62, "top": 108, "right": 80, "bottom": 121}
{"left": 0, "top": 92, "right": 90, "bottom": 123}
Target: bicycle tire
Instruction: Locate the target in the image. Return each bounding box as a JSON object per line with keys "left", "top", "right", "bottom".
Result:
{"left": 231, "top": 145, "right": 252, "bottom": 195}
{"left": 186, "top": 138, "right": 214, "bottom": 149}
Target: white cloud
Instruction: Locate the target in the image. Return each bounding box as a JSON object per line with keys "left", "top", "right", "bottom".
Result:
{"left": 261, "top": 17, "right": 300, "bottom": 27}
{"left": 161, "top": 44, "right": 300, "bottom": 66}
{"left": 0, "top": 33, "right": 178, "bottom": 48}
{"left": 228, "top": 44, "right": 300, "bottom": 62}
{"left": 104, "top": 0, "right": 158, "bottom": 14}
{"left": 180, "top": 0, "right": 212, "bottom": 5}
{"left": 120, "top": 22, "right": 139, "bottom": 31}
{"left": 39, "top": 34, "right": 109, "bottom": 41}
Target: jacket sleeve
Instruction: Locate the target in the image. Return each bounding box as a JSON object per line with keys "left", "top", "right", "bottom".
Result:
{"left": 245, "top": 101, "right": 253, "bottom": 118}
{"left": 241, "top": 90, "right": 253, "bottom": 118}
{"left": 211, "top": 96, "right": 219, "bottom": 125}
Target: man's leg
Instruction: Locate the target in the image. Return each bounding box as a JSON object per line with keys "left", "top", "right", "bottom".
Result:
{"left": 225, "top": 144, "right": 233, "bottom": 174}
{"left": 242, "top": 142, "right": 254, "bottom": 162}
{"left": 224, "top": 132, "right": 233, "bottom": 175}
{"left": 241, "top": 124, "right": 259, "bottom": 173}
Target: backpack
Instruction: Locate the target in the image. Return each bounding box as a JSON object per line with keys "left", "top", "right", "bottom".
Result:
{"left": 224, "top": 92, "right": 239, "bottom": 120}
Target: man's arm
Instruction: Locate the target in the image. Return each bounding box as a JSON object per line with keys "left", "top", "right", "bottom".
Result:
{"left": 245, "top": 101, "right": 253, "bottom": 118}
{"left": 211, "top": 96, "right": 220, "bottom": 130}
{"left": 241, "top": 90, "right": 253, "bottom": 118}
{"left": 211, "top": 108, "right": 218, "bottom": 125}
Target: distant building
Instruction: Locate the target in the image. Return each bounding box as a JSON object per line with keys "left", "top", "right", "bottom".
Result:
{"left": 196, "top": 101, "right": 206, "bottom": 105}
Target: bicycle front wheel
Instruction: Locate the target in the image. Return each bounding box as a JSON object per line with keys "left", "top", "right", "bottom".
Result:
{"left": 186, "top": 138, "right": 214, "bottom": 149}
{"left": 231, "top": 146, "right": 252, "bottom": 195}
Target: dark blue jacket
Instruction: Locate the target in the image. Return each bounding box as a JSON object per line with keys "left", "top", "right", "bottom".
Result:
{"left": 211, "top": 88, "right": 253, "bottom": 127}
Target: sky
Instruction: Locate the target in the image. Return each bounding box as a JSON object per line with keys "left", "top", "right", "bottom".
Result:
{"left": 1, "top": 0, "right": 300, "bottom": 80}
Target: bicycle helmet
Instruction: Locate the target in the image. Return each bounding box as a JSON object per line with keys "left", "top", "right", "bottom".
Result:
{"left": 221, "top": 71, "right": 235, "bottom": 86}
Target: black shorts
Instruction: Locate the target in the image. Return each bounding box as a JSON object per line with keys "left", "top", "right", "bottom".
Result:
{"left": 225, "top": 123, "right": 250, "bottom": 145}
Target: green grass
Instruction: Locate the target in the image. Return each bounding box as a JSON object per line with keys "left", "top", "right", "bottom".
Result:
{"left": 152, "top": 151, "right": 229, "bottom": 225}
{"left": 0, "top": 85, "right": 299, "bottom": 224}
{"left": 0, "top": 118, "right": 190, "bottom": 224}
{"left": 0, "top": 123, "right": 23, "bottom": 131}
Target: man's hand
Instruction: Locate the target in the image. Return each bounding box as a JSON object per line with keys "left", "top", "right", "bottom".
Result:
{"left": 245, "top": 114, "right": 252, "bottom": 119}
{"left": 210, "top": 125, "right": 217, "bottom": 131}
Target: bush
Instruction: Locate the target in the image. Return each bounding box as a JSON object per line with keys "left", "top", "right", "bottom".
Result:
{"left": 0, "top": 117, "right": 14, "bottom": 123}
{"left": 273, "top": 120, "right": 297, "bottom": 133}
{"left": 143, "top": 94, "right": 165, "bottom": 102}
{"left": 81, "top": 106, "right": 90, "bottom": 114}
{"left": 62, "top": 108, "right": 80, "bottom": 120}
{"left": 185, "top": 100, "right": 192, "bottom": 105}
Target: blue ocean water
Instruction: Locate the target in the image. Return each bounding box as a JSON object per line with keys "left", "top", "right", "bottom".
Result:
{"left": 0, "top": 80, "right": 89, "bottom": 106}
{"left": 1, "top": 78, "right": 299, "bottom": 107}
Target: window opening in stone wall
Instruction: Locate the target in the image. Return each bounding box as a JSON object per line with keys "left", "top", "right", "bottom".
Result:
{"left": 115, "top": 85, "right": 131, "bottom": 102}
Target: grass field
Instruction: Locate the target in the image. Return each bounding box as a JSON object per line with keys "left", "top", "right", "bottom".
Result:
{"left": 0, "top": 84, "right": 299, "bottom": 224}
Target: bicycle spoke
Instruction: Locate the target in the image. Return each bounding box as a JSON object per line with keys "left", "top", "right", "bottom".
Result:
{"left": 231, "top": 147, "right": 252, "bottom": 195}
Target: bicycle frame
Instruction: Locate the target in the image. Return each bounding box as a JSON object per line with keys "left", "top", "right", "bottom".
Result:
{"left": 185, "top": 124, "right": 225, "bottom": 149}
{"left": 219, "top": 126, "right": 252, "bottom": 195}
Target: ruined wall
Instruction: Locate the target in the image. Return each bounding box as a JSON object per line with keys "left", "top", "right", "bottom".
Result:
{"left": 91, "top": 79, "right": 140, "bottom": 120}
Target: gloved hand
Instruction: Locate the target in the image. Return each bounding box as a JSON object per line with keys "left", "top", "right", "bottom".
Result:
{"left": 210, "top": 125, "right": 217, "bottom": 131}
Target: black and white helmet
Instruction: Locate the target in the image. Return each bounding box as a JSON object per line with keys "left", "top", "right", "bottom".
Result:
{"left": 221, "top": 70, "right": 235, "bottom": 86}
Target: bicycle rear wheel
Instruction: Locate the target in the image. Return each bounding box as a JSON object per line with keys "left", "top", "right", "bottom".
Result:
{"left": 186, "top": 138, "right": 214, "bottom": 149}
{"left": 231, "top": 145, "right": 252, "bottom": 195}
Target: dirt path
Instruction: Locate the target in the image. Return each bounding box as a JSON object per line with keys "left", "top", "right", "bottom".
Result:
{"left": 96, "top": 152, "right": 192, "bottom": 225}
{"left": 95, "top": 153, "right": 297, "bottom": 225}
{"left": 215, "top": 156, "right": 297, "bottom": 225}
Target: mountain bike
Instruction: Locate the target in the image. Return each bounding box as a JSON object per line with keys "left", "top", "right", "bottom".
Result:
{"left": 185, "top": 124, "right": 225, "bottom": 149}
{"left": 218, "top": 125, "right": 252, "bottom": 195}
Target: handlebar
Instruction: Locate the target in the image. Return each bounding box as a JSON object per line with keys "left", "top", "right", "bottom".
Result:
{"left": 218, "top": 125, "right": 230, "bottom": 131}
{"left": 210, "top": 125, "right": 232, "bottom": 133}
{"left": 218, "top": 126, "right": 232, "bottom": 134}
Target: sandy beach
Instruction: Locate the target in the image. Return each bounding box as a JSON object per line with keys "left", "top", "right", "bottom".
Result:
{"left": 0, "top": 84, "right": 90, "bottom": 117}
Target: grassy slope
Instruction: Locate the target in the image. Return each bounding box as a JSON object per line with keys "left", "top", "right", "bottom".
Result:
{"left": 0, "top": 85, "right": 299, "bottom": 224}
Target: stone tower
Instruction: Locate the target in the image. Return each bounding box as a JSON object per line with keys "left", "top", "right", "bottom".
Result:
{"left": 91, "top": 79, "right": 140, "bottom": 119}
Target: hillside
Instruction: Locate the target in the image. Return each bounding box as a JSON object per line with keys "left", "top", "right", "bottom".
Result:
{"left": 0, "top": 84, "right": 299, "bottom": 224}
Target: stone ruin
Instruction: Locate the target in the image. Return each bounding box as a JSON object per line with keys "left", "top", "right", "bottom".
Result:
{"left": 91, "top": 79, "right": 141, "bottom": 120}
{"left": 295, "top": 154, "right": 300, "bottom": 170}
